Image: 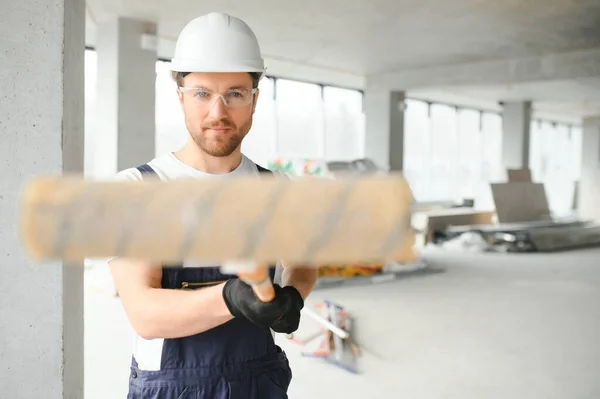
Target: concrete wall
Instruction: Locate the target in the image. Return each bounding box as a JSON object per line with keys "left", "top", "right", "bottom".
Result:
{"left": 502, "top": 101, "right": 532, "bottom": 170}
{"left": 363, "top": 89, "right": 405, "bottom": 171}
{"left": 0, "top": 0, "right": 85, "bottom": 397}
{"left": 578, "top": 117, "right": 600, "bottom": 221}
{"left": 92, "top": 17, "right": 156, "bottom": 178}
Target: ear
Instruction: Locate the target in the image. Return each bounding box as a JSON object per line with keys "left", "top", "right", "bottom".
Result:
{"left": 251, "top": 88, "right": 260, "bottom": 113}
{"left": 177, "top": 88, "right": 184, "bottom": 107}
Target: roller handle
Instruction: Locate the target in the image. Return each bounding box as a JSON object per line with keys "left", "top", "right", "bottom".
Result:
{"left": 238, "top": 266, "right": 275, "bottom": 302}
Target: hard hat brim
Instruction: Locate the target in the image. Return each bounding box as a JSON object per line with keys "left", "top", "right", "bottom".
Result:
{"left": 170, "top": 59, "right": 265, "bottom": 74}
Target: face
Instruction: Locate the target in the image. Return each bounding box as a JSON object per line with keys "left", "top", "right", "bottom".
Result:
{"left": 178, "top": 72, "right": 259, "bottom": 157}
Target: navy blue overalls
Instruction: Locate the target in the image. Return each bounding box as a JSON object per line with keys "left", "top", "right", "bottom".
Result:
{"left": 127, "top": 163, "right": 292, "bottom": 399}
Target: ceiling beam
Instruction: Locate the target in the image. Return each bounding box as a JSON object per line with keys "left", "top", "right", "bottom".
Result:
{"left": 367, "top": 47, "right": 600, "bottom": 90}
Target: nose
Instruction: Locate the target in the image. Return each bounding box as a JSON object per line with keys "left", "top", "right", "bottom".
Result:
{"left": 207, "top": 95, "right": 228, "bottom": 119}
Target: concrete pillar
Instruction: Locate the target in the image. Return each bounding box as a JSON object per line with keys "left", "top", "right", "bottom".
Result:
{"left": 0, "top": 0, "right": 85, "bottom": 397}
{"left": 363, "top": 89, "right": 406, "bottom": 171}
{"left": 578, "top": 116, "right": 600, "bottom": 221}
{"left": 93, "top": 17, "right": 157, "bottom": 178}
{"left": 501, "top": 100, "right": 532, "bottom": 170}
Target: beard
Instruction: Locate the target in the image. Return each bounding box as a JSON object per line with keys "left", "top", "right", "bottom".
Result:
{"left": 187, "top": 116, "right": 252, "bottom": 157}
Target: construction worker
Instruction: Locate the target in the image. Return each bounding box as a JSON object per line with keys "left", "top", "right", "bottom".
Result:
{"left": 108, "top": 12, "right": 318, "bottom": 399}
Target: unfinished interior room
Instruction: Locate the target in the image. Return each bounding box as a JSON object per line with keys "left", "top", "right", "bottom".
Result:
{"left": 2, "top": 1, "right": 600, "bottom": 398}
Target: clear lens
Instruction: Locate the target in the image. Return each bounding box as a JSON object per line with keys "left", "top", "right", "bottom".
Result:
{"left": 180, "top": 87, "right": 256, "bottom": 108}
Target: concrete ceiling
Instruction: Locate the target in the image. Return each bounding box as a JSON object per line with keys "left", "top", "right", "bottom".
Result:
{"left": 85, "top": 0, "right": 600, "bottom": 76}
{"left": 85, "top": 0, "right": 600, "bottom": 121}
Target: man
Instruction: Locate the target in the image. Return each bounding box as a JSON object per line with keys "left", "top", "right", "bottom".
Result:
{"left": 108, "top": 12, "right": 318, "bottom": 399}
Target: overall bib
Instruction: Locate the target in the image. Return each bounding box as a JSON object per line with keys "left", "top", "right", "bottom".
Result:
{"left": 127, "top": 163, "right": 292, "bottom": 399}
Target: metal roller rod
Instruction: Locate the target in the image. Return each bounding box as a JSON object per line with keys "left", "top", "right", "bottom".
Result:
{"left": 301, "top": 306, "right": 349, "bottom": 339}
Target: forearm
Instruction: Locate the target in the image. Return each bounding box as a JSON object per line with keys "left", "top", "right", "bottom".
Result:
{"left": 280, "top": 264, "right": 318, "bottom": 299}
{"left": 123, "top": 283, "right": 233, "bottom": 340}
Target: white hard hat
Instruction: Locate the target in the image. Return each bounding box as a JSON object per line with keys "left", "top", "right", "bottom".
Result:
{"left": 170, "top": 12, "right": 265, "bottom": 78}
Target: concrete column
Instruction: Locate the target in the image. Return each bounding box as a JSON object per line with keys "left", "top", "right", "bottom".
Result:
{"left": 0, "top": 0, "right": 85, "bottom": 397}
{"left": 578, "top": 116, "right": 600, "bottom": 221}
{"left": 93, "top": 17, "right": 157, "bottom": 178}
{"left": 363, "top": 89, "right": 406, "bottom": 171}
{"left": 501, "top": 100, "right": 532, "bottom": 170}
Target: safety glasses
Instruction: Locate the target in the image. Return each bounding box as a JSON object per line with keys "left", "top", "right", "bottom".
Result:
{"left": 178, "top": 87, "right": 258, "bottom": 108}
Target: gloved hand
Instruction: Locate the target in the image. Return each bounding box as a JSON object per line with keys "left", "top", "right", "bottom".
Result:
{"left": 269, "top": 286, "right": 304, "bottom": 334}
{"left": 222, "top": 278, "right": 290, "bottom": 328}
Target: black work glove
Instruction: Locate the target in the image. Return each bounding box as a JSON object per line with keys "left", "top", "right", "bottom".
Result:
{"left": 222, "top": 279, "right": 290, "bottom": 328}
{"left": 269, "top": 286, "right": 304, "bottom": 334}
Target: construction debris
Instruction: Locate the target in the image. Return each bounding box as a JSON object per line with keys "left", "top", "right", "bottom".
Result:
{"left": 423, "top": 173, "right": 600, "bottom": 253}
{"left": 286, "top": 301, "right": 361, "bottom": 374}
{"left": 314, "top": 260, "right": 430, "bottom": 290}
{"left": 433, "top": 217, "right": 600, "bottom": 253}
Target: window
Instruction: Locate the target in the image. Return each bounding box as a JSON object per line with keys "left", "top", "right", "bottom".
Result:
{"left": 403, "top": 99, "right": 430, "bottom": 201}
{"left": 530, "top": 120, "right": 581, "bottom": 216}
{"left": 323, "top": 86, "right": 364, "bottom": 160}
{"left": 243, "top": 77, "right": 276, "bottom": 166}
{"left": 570, "top": 125, "right": 583, "bottom": 179}
{"left": 155, "top": 60, "right": 187, "bottom": 157}
{"left": 403, "top": 103, "right": 505, "bottom": 204}
{"left": 429, "top": 104, "right": 459, "bottom": 201}
{"left": 275, "top": 79, "right": 324, "bottom": 158}
{"left": 480, "top": 112, "right": 503, "bottom": 182}
{"left": 470, "top": 112, "right": 503, "bottom": 210}
{"left": 456, "top": 108, "right": 482, "bottom": 199}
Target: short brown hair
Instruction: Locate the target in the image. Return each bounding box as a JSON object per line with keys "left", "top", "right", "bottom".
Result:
{"left": 171, "top": 71, "right": 262, "bottom": 88}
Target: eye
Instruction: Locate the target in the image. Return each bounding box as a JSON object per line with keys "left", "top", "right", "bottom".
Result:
{"left": 193, "top": 90, "right": 211, "bottom": 98}
{"left": 228, "top": 90, "right": 244, "bottom": 98}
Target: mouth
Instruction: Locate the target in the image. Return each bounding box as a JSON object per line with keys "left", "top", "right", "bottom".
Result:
{"left": 207, "top": 127, "right": 232, "bottom": 133}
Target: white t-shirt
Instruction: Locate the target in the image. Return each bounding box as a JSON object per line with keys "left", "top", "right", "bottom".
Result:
{"left": 115, "top": 151, "right": 264, "bottom": 181}
{"left": 109, "top": 152, "right": 281, "bottom": 370}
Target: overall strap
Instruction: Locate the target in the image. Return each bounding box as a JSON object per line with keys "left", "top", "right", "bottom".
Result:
{"left": 136, "top": 163, "right": 158, "bottom": 177}
{"left": 135, "top": 163, "right": 174, "bottom": 288}
{"left": 256, "top": 163, "right": 272, "bottom": 174}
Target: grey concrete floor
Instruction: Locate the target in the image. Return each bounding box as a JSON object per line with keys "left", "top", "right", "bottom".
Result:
{"left": 84, "top": 247, "right": 600, "bottom": 399}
